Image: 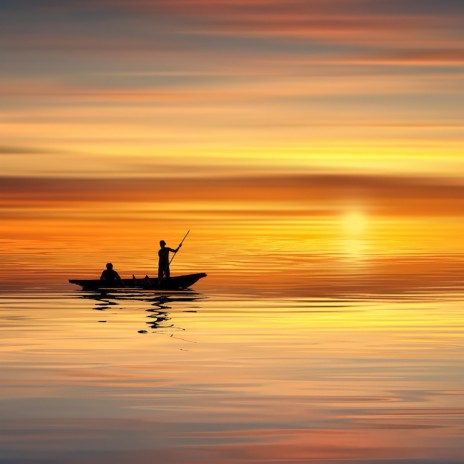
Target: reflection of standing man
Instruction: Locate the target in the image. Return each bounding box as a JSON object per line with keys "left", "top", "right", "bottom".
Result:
{"left": 158, "top": 240, "right": 181, "bottom": 282}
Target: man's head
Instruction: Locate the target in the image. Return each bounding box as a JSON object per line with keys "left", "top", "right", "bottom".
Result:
{"left": 106, "top": 263, "right": 113, "bottom": 270}
{"left": 160, "top": 240, "right": 166, "bottom": 248}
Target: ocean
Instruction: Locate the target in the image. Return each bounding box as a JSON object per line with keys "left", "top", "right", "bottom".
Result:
{"left": 1, "top": 247, "right": 464, "bottom": 463}
{"left": 0, "top": 218, "right": 464, "bottom": 464}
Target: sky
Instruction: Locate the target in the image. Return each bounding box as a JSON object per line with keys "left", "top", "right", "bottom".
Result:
{"left": 1, "top": 0, "right": 463, "bottom": 288}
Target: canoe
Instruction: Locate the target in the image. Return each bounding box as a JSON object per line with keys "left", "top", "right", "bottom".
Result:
{"left": 69, "top": 273, "right": 207, "bottom": 291}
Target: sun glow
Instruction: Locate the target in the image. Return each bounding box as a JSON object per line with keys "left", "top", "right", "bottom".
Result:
{"left": 343, "top": 209, "right": 367, "bottom": 235}
{"left": 342, "top": 209, "right": 368, "bottom": 258}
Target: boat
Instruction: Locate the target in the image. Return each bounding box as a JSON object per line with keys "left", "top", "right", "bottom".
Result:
{"left": 69, "top": 273, "right": 207, "bottom": 291}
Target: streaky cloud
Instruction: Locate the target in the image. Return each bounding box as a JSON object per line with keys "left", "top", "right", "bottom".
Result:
{"left": 1, "top": 174, "right": 463, "bottom": 217}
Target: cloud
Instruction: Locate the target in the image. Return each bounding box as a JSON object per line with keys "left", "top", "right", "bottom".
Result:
{"left": 1, "top": 174, "right": 463, "bottom": 217}
{"left": 0, "top": 146, "right": 54, "bottom": 155}
{"left": 1, "top": 0, "right": 461, "bottom": 53}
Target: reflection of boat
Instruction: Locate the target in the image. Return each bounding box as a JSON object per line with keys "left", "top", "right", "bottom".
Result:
{"left": 69, "top": 273, "right": 207, "bottom": 291}
{"left": 78, "top": 290, "right": 203, "bottom": 334}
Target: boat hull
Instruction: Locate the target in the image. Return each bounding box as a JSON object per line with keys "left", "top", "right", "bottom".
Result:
{"left": 69, "top": 273, "right": 207, "bottom": 291}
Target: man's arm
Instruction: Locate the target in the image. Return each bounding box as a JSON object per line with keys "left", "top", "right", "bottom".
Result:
{"left": 112, "top": 271, "right": 125, "bottom": 287}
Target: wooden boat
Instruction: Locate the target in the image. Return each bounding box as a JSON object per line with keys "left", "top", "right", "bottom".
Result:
{"left": 69, "top": 273, "right": 207, "bottom": 291}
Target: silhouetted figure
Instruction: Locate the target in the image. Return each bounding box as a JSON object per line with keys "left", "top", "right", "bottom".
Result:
{"left": 100, "top": 263, "right": 123, "bottom": 286}
{"left": 158, "top": 240, "right": 181, "bottom": 282}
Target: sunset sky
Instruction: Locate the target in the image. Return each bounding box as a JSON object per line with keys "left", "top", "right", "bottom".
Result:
{"left": 1, "top": 0, "right": 463, "bottom": 288}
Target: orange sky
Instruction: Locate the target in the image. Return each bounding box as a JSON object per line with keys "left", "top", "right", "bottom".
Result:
{"left": 1, "top": 0, "right": 463, "bottom": 289}
{"left": 1, "top": 0, "right": 462, "bottom": 177}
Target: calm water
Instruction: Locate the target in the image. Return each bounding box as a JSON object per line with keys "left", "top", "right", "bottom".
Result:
{"left": 1, "top": 270, "right": 464, "bottom": 463}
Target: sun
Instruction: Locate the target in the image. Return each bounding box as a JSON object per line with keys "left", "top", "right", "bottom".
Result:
{"left": 343, "top": 210, "right": 366, "bottom": 235}
{"left": 340, "top": 209, "right": 368, "bottom": 259}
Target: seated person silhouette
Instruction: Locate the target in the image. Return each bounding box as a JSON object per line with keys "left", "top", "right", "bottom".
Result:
{"left": 100, "top": 263, "right": 123, "bottom": 286}
{"left": 158, "top": 240, "right": 181, "bottom": 282}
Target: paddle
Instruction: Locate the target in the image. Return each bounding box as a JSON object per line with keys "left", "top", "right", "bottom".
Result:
{"left": 169, "top": 230, "right": 190, "bottom": 265}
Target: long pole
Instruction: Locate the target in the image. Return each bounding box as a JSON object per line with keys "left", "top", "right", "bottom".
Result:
{"left": 169, "top": 230, "right": 190, "bottom": 265}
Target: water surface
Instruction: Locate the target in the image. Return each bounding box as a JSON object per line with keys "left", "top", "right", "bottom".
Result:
{"left": 1, "top": 274, "right": 463, "bottom": 463}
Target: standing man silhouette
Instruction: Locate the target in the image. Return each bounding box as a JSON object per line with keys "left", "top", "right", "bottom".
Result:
{"left": 158, "top": 240, "right": 181, "bottom": 282}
